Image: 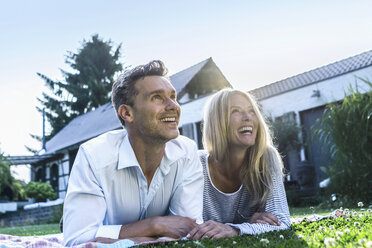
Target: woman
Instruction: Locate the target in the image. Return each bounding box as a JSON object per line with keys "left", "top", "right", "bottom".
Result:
{"left": 187, "top": 88, "right": 290, "bottom": 240}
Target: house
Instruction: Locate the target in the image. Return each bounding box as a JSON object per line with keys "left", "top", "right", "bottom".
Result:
{"left": 8, "top": 57, "right": 231, "bottom": 199}
{"left": 250, "top": 49, "right": 372, "bottom": 187}
{"left": 8, "top": 49, "right": 372, "bottom": 198}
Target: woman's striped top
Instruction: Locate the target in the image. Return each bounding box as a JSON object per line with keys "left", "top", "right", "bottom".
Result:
{"left": 199, "top": 150, "right": 291, "bottom": 235}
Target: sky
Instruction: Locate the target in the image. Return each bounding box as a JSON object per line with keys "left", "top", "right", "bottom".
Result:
{"left": 1, "top": 0, "right": 372, "bottom": 181}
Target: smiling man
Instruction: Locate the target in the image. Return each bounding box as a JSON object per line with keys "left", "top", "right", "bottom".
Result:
{"left": 63, "top": 60, "right": 203, "bottom": 246}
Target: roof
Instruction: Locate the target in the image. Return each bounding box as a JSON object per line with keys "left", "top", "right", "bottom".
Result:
{"left": 250, "top": 50, "right": 372, "bottom": 100}
{"left": 44, "top": 102, "right": 121, "bottom": 154}
{"left": 42, "top": 58, "right": 214, "bottom": 155}
{"left": 170, "top": 58, "right": 211, "bottom": 93}
{"left": 7, "top": 154, "right": 55, "bottom": 165}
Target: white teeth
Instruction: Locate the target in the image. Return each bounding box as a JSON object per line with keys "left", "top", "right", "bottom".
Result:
{"left": 161, "top": 117, "right": 176, "bottom": 122}
{"left": 239, "top": 126, "right": 253, "bottom": 133}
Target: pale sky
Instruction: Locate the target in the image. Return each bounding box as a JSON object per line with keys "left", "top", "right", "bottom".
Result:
{"left": 1, "top": 0, "right": 372, "bottom": 181}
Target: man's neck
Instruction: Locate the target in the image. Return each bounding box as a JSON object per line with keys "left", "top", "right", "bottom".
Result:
{"left": 128, "top": 133, "right": 166, "bottom": 187}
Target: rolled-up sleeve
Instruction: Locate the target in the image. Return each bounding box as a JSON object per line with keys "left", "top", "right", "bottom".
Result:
{"left": 168, "top": 143, "right": 204, "bottom": 224}
{"left": 63, "top": 147, "right": 120, "bottom": 246}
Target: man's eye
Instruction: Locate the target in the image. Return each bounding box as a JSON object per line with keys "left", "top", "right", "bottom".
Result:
{"left": 171, "top": 95, "right": 177, "bottom": 101}
{"left": 232, "top": 109, "right": 240, "bottom": 113}
{"left": 152, "top": 95, "right": 162, "bottom": 100}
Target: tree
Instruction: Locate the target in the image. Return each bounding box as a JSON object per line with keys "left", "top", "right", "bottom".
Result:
{"left": 36, "top": 34, "right": 124, "bottom": 141}
{"left": 0, "top": 153, "right": 25, "bottom": 201}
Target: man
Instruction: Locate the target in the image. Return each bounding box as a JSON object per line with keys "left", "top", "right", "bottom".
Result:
{"left": 63, "top": 60, "right": 203, "bottom": 246}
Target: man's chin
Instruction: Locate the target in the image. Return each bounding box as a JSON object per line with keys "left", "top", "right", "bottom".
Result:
{"left": 163, "top": 130, "right": 180, "bottom": 141}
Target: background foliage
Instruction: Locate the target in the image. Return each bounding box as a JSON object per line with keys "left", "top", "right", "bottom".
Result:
{"left": 314, "top": 78, "right": 372, "bottom": 205}
{"left": 270, "top": 118, "right": 302, "bottom": 154}
{"left": 30, "top": 34, "right": 124, "bottom": 150}
{"left": 22, "top": 181, "right": 57, "bottom": 202}
{"left": 0, "top": 153, "right": 25, "bottom": 201}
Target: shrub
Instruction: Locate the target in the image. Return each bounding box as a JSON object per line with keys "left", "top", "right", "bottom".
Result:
{"left": 0, "top": 153, "right": 26, "bottom": 201}
{"left": 313, "top": 78, "right": 372, "bottom": 205}
{"left": 270, "top": 118, "right": 302, "bottom": 154}
{"left": 23, "top": 182, "right": 57, "bottom": 202}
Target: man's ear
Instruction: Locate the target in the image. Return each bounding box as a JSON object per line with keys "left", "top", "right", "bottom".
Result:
{"left": 118, "top": 104, "right": 134, "bottom": 124}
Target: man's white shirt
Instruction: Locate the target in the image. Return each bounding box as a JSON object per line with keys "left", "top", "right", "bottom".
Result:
{"left": 63, "top": 129, "right": 203, "bottom": 246}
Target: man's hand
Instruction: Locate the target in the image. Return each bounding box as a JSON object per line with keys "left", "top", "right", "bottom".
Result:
{"left": 186, "top": 220, "right": 238, "bottom": 240}
{"left": 118, "top": 215, "right": 197, "bottom": 239}
{"left": 249, "top": 212, "right": 281, "bottom": 226}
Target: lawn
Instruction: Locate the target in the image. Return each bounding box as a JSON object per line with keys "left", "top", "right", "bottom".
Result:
{"left": 0, "top": 207, "right": 371, "bottom": 247}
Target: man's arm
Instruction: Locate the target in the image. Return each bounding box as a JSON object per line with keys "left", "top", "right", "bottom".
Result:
{"left": 118, "top": 215, "right": 197, "bottom": 239}
{"left": 63, "top": 147, "right": 113, "bottom": 246}
{"left": 167, "top": 140, "right": 204, "bottom": 224}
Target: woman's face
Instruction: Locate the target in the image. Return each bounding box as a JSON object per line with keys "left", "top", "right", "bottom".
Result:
{"left": 228, "top": 94, "right": 259, "bottom": 149}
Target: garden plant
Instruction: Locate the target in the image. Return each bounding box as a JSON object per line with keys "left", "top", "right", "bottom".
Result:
{"left": 313, "top": 78, "right": 372, "bottom": 206}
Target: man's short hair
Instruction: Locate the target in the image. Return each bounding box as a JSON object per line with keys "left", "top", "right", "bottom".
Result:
{"left": 111, "top": 60, "right": 168, "bottom": 126}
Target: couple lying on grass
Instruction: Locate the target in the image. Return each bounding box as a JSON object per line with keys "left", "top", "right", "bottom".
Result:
{"left": 63, "top": 60, "right": 291, "bottom": 246}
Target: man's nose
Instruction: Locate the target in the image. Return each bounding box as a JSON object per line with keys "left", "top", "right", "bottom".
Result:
{"left": 165, "top": 98, "right": 180, "bottom": 111}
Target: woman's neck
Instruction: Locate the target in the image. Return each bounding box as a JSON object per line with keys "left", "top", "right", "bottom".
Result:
{"left": 209, "top": 147, "right": 248, "bottom": 193}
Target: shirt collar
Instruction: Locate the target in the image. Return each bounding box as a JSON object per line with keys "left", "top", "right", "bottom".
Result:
{"left": 117, "top": 134, "right": 186, "bottom": 170}
{"left": 117, "top": 134, "right": 140, "bottom": 170}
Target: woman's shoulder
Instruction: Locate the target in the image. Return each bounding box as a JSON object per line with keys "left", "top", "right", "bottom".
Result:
{"left": 197, "top": 150, "right": 209, "bottom": 165}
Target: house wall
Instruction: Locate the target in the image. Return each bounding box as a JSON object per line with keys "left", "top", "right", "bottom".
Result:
{"left": 258, "top": 66, "right": 372, "bottom": 185}
{"left": 259, "top": 66, "right": 372, "bottom": 118}
{"left": 32, "top": 152, "right": 70, "bottom": 199}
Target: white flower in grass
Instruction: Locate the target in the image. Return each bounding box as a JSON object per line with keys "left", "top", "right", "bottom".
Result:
{"left": 335, "top": 231, "right": 343, "bottom": 236}
{"left": 319, "top": 226, "right": 326, "bottom": 232}
{"left": 279, "top": 235, "right": 284, "bottom": 239}
{"left": 298, "top": 234, "right": 304, "bottom": 239}
{"left": 260, "top": 238, "right": 269, "bottom": 244}
{"left": 358, "top": 238, "right": 367, "bottom": 245}
{"left": 232, "top": 241, "right": 237, "bottom": 245}
{"left": 329, "top": 225, "right": 334, "bottom": 230}
{"left": 358, "top": 202, "right": 364, "bottom": 207}
{"left": 354, "top": 222, "right": 360, "bottom": 226}
{"left": 359, "top": 213, "right": 364, "bottom": 218}
{"left": 352, "top": 211, "right": 358, "bottom": 216}
{"left": 324, "top": 237, "right": 336, "bottom": 247}
{"left": 367, "top": 209, "right": 372, "bottom": 214}
{"left": 366, "top": 240, "right": 372, "bottom": 248}
{"left": 344, "top": 228, "right": 350, "bottom": 233}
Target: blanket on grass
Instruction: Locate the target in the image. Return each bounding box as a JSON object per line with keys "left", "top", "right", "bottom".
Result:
{"left": 0, "top": 234, "right": 138, "bottom": 248}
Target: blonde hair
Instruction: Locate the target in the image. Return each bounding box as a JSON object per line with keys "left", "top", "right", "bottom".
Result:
{"left": 203, "top": 88, "right": 283, "bottom": 208}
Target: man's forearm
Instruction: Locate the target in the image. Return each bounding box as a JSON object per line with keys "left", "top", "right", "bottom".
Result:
{"left": 118, "top": 215, "right": 196, "bottom": 239}
{"left": 118, "top": 217, "right": 163, "bottom": 239}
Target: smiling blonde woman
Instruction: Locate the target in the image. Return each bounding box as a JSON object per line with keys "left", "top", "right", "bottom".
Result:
{"left": 187, "top": 88, "right": 291, "bottom": 240}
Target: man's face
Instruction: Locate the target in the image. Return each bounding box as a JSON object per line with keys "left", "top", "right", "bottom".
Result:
{"left": 130, "top": 75, "right": 181, "bottom": 143}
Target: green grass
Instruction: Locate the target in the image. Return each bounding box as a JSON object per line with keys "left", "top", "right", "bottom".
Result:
{"left": 0, "top": 223, "right": 59, "bottom": 236}
{"left": 0, "top": 207, "right": 371, "bottom": 247}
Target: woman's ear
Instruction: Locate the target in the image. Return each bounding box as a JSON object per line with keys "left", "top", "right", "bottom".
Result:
{"left": 118, "top": 104, "right": 133, "bottom": 124}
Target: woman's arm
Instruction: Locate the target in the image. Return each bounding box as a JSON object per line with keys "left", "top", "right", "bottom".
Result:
{"left": 227, "top": 155, "right": 291, "bottom": 235}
